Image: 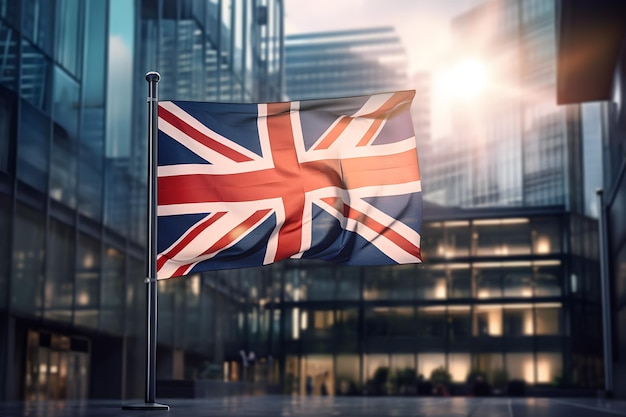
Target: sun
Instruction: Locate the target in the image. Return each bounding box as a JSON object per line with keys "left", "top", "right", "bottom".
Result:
{"left": 446, "top": 59, "right": 488, "bottom": 99}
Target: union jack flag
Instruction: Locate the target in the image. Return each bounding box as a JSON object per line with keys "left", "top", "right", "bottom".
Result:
{"left": 157, "top": 91, "right": 422, "bottom": 279}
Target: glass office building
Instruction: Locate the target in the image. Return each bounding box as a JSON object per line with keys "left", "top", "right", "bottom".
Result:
{"left": 0, "top": 0, "right": 283, "bottom": 400}
{"left": 266, "top": 205, "right": 602, "bottom": 395}
{"left": 270, "top": 0, "right": 603, "bottom": 396}
{"left": 284, "top": 27, "right": 409, "bottom": 101}
{"left": 556, "top": 0, "right": 626, "bottom": 398}
{"left": 422, "top": 0, "right": 601, "bottom": 215}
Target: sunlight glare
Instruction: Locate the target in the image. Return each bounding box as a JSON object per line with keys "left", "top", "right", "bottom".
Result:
{"left": 447, "top": 59, "right": 488, "bottom": 99}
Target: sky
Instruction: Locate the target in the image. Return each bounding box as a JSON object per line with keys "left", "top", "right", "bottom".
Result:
{"left": 283, "top": 0, "right": 486, "bottom": 138}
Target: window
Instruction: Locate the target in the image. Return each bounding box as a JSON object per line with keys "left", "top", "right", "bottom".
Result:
{"left": 44, "top": 219, "right": 75, "bottom": 323}
{"left": 503, "top": 306, "right": 533, "bottom": 336}
{"left": 74, "top": 233, "right": 100, "bottom": 329}
{"left": 18, "top": 100, "right": 50, "bottom": 191}
{"left": 473, "top": 305, "right": 502, "bottom": 336}
{"left": 12, "top": 205, "right": 46, "bottom": 315}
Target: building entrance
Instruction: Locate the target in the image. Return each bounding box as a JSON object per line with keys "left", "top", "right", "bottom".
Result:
{"left": 24, "top": 330, "right": 90, "bottom": 400}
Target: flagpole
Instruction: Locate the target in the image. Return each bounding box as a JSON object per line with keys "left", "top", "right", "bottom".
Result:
{"left": 122, "top": 71, "right": 169, "bottom": 410}
{"left": 597, "top": 188, "right": 613, "bottom": 397}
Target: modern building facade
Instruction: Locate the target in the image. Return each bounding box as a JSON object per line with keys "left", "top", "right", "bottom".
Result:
{"left": 266, "top": 205, "right": 602, "bottom": 396}
{"left": 421, "top": 0, "right": 601, "bottom": 216}
{"left": 284, "top": 27, "right": 409, "bottom": 101}
{"left": 556, "top": 0, "right": 626, "bottom": 398}
{"left": 0, "top": 0, "right": 283, "bottom": 401}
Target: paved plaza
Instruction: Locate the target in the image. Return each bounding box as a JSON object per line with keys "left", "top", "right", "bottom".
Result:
{"left": 2, "top": 396, "right": 626, "bottom": 417}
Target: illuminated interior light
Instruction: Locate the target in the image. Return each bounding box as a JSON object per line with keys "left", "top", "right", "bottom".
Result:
{"left": 434, "top": 280, "right": 447, "bottom": 299}
{"left": 293, "top": 308, "right": 300, "bottom": 339}
{"left": 535, "top": 237, "right": 551, "bottom": 254}
{"left": 444, "top": 221, "right": 470, "bottom": 227}
{"left": 533, "top": 260, "right": 561, "bottom": 266}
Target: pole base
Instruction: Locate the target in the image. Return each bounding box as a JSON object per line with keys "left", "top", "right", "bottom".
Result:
{"left": 122, "top": 402, "right": 170, "bottom": 411}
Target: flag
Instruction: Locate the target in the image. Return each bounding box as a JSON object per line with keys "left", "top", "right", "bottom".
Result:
{"left": 157, "top": 91, "right": 422, "bottom": 279}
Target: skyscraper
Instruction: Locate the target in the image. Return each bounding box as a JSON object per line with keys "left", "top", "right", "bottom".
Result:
{"left": 423, "top": 0, "right": 601, "bottom": 214}
{"left": 0, "top": 0, "right": 283, "bottom": 401}
{"left": 285, "top": 27, "right": 409, "bottom": 101}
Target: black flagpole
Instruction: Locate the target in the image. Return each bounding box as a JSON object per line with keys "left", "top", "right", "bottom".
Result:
{"left": 122, "top": 72, "right": 169, "bottom": 410}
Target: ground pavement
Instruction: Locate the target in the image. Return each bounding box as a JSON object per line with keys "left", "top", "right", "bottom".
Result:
{"left": 2, "top": 396, "right": 626, "bottom": 417}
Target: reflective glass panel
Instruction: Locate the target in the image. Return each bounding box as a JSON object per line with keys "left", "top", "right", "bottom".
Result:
{"left": 22, "top": 0, "right": 55, "bottom": 54}
{"left": 20, "top": 40, "right": 50, "bottom": 112}
{"left": 0, "top": 195, "right": 9, "bottom": 308}
{"left": 305, "top": 267, "right": 336, "bottom": 300}
{"left": 100, "top": 246, "right": 125, "bottom": 334}
{"left": 503, "top": 266, "right": 533, "bottom": 297}
{"left": 54, "top": 0, "right": 82, "bottom": 76}
{"left": 12, "top": 204, "right": 45, "bottom": 315}
{"left": 417, "top": 353, "right": 445, "bottom": 381}
{"left": 0, "top": 90, "right": 13, "bottom": 172}
{"left": 536, "top": 352, "right": 562, "bottom": 384}
{"left": 364, "top": 267, "right": 391, "bottom": 300}
{"left": 17, "top": 100, "right": 50, "bottom": 191}
{"left": 448, "top": 306, "right": 471, "bottom": 340}
{"left": 44, "top": 219, "right": 75, "bottom": 323}
{"left": 390, "top": 307, "right": 415, "bottom": 337}
{"left": 531, "top": 217, "right": 561, "bottom": 254}
{"left": 335, "top": 354, "right": 359, "bottom": 395}
{"left": 336, "top": 267, "right": 360, "bottom": 300}
{"left": 0, "top": 21, "right": 18, "bottom": 92}
{"left": 449, "top": 353, "right": 470, "bottom": 382}
{"left": 417, "top": 270, "right": 447, "bottom": 300}
{"left": 365, "top": 307, "right": 389, "bottom": 338}
{"left": 534, "top": 263, "right": 561, "bottom": 296}
{"left": 50, "top": 66, "right": 79, "bottom": 207}
{"left": 535, "top": 304, "right": 561, "bottom": 335}
{"left": 473, "top": 305, "right": 502, "bottom": 336}
{"left": 418, "top": 307, "right": 446, "bottom": 341}
{"left": 506, "top": 353, "right": 535, "bottom": 383}
{"left": 474, "top": 265, "right": 502, "bottom": 298}
{"left": 335, "top": 308, "right": 359, "bottom": 340}
{"left": 74, "top": 233, "right": 100, "bottom": 329}
{"left": 503, "top": 306, "right": 533, "bottom": 336}
{"left": 448, "top": 265, "right": 472, "bottom": 298}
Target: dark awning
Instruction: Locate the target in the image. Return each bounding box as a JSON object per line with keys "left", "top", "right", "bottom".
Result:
{"left": 556, "top": 0, "right": 626, "bottom": 104}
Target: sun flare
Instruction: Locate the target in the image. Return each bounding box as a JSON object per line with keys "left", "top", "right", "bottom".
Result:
{"left": 446, "top": 59, "right": 488, "bottom": 99}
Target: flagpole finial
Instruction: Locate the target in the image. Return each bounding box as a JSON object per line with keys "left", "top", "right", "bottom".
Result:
{"left": 146, "top": 71, "right": 161, "bottom": 82}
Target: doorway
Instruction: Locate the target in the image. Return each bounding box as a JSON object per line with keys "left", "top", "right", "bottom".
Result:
{"left": 24, "top": 330, "right": 90, "bottom": 400}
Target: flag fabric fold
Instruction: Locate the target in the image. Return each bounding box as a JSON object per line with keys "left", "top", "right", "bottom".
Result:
{"left": 157, "top": 91, "right": 422, "bottom": 279}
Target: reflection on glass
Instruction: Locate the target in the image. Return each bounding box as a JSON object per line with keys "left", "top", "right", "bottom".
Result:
{"left": 503, "top": 267, "right": 533, "bottom": 297}
{"left": 390, "top": 307, "right": 415, "bottom": 337}
{"left": 302, "top": 355, "right": 333, "bottom": 396}
{"left": 473, "top": 305, "right": 502, "bottom": 336}
{"left": 535, "top": 304, "right": 561, "bottom": 335}
{"left": 449, "top": 353, "right": 470, "bottom": 382}
{"left": 44, "top": 220, "right": 75, "bottom": 323}
{"left": 74, "top": 234, "right": 100, "bottom": 329}
{"left": 506, "top": 353, "right": 535, "bottom": 383}
{"left": 335, "top": 354, "right": 359, "bottom": 395}
{"left": 365, "top": 307, "right": 389, "bottom": 338}
{"left": 474, "top": 266, "right": 502, "bottom": 298}
{"left": 448, "top": 306, "right": 471, "bottom": 341}
{"left": 418, "top": 353, "right": 445, "bottom": 380}
{"left": 12, "top": 205, "right": 45, "bottom": 315}
{"left": 531, "top": 218, "right": 561, "bottom": 254}
{"left": 448, "top": 265, "right": 471, "bottom": 298}
{"left": 537, "top": 352, "right": 562, "bottom": 383}
{"left": 503, "top": 306, "right": 533, "bottom": 336}
{"left": 418, "top": 307, "right": 446, "bottom": 340}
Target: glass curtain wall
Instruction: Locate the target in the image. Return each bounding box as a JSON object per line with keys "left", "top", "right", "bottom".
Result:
{"left": 273, "top": 210, "right": 602, "bottom": 394}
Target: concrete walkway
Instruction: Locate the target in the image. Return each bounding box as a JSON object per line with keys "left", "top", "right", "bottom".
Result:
{"left": 2, "top": 396, "right": 626, "bottom": 417}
